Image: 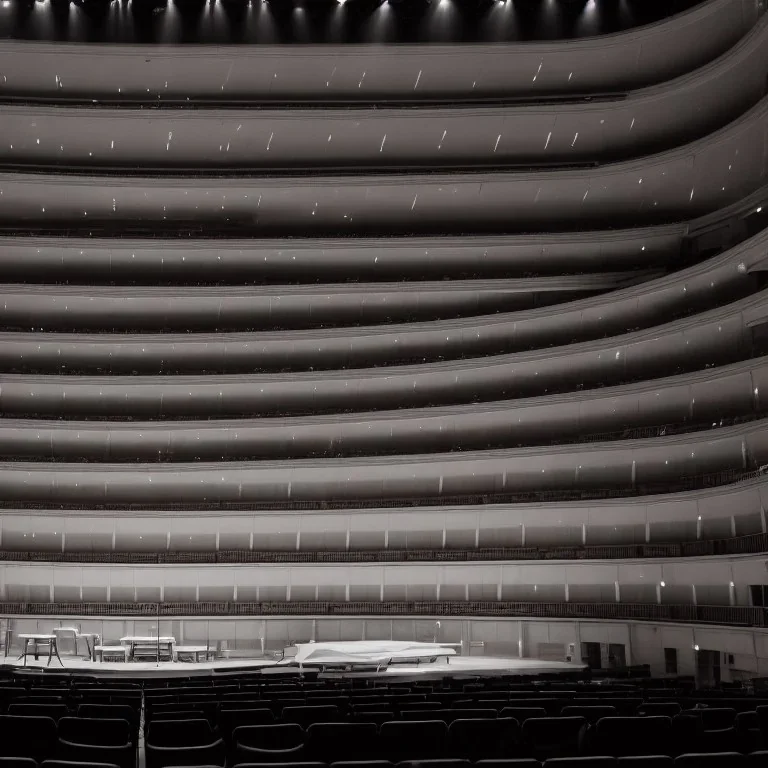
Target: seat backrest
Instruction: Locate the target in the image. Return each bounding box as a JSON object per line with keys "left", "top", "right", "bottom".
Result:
{"left": 307, "top": 722, "right": 378, "bottom": 759}
{"left": 500, "top": 707, "right": 548, "bottom": 723}
{"left": 594, "top": 717, "right": 672, "bottom": 758}
{"left": 698, "top": 708, "right": 736, "bottom": 730}
{"left": 233, "top": 722, "right": 305, "bottom": 751}
{"left": 282, "top": 704, "right": 341, "bottom": 726}
{"left": 78, "top": 704, "right": 138, "bottom": 726}
{"left": 8, "top": 704, "right": 69, "bottom": 721}
{"left": 561, "top": 706, "right": 617, "bottom": 724}
{"left": 0, "top": 714, "right": 57, "bottom": 742}
{"left": 58, "top": 716, "right": 131, "bottom": 746}
{"left": 379, "top": 721, "right": 448, "bottom": 759}
{"left": 524, "top": 716, "right": 586, "bottom": 744}
{"left": 636, "top": 704, "right": 682, "bottom": 718}
{"left": 147, "top": 718, "right": 214, "bottom": 747}
{"left": 0, "top": 759, "right": 38, "bottom": 768}
{"left": 674, "top": 753, "right": 745, "bottom": 766}
{"left": 219, "top": 707, "right": 275, "bottom": 736}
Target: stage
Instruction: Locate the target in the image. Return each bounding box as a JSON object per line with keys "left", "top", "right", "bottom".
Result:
{"left": 1, "top": 645, "right": 588, "bottom": 680}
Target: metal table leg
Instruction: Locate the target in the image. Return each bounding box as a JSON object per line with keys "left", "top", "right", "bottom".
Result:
{"left": 51, "top": 638, "right": 63, "bottom": 667}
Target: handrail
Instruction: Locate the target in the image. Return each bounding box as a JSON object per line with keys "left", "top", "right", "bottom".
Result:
{"left": 0, "top": 601, "right": 763, "bottom": 627}
{"left": 1, "top": 531, "right": 765, "bottom": 566}
{"left": 3, "top": 412, "right": 765, "bottom": 463}
{"left": 1, "top": 467, "right": 761, "bottom": 512}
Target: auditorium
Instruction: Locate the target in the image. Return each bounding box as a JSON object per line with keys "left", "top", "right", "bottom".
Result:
{"left": 0, "top": 0, "right": 767, "bottom": 764}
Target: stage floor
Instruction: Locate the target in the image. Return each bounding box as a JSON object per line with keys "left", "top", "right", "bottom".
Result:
{"left": 1, "top": 653, "right": 587, "bottom": 679}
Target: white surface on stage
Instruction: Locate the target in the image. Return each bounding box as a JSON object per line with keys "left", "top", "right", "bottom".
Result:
{"left": 292, "top": 640, "right": 459, "bottom": 666}
{"left": 1, "top": 653, "right": 585, "bottom": 678}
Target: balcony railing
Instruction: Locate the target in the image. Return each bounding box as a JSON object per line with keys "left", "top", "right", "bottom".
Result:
{"left": 0, "top": 601, "right": 764, "bottom": 627}
{"left": 0, "top": 468, "right": 762, "bottom": 512}
{"left": 1, "top": 531, "right": 765, "bottom": 566}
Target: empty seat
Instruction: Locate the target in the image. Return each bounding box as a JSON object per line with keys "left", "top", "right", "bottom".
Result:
{"left": 616, "top": 759, "right": 674, "bottom": 767}
{"left": 57, "top": 717, "right": 134, "bottom": 768}
{"left": 233, "top": 723, "right": 306, "bottom": 764}
{"left": 282, "top": 705, "right": 342, "bottom": 728}
{"left": 561, "top": 707, "right": 617, "bottom": 725}
{"left": 523, "top": 717, "right": 586, "bottom": 761}
{"left": 541, "top": 759, "right": 616, "bottom": 767}
{"left": 0, "top": 715, "right": 58, "bottom": 762}
{"left": 448, "top": 717, "right": 520, "bottom": 760}
{"left": 351, "top": 711, "right": 394, "bottom": 726}
{"left": 42, "top": 762, "right": 122, "bottom": 768}
{"left": 637, "top": 704, "right": 682, "bottom": 718}
{"left": 674, "top": 754, "right": 745, "bottom": 766}
{"left": 593, "top": 717, "right": 673, "bottom": 758}
{"left": 379, "top": 721, "right": 448, "bottom": 762}
{"left": 219, "top": 708, "right": 275, "bottom": 741}
{"left": 233, "top": 763, "right": 325, "bottom": 768}
{"left": 699, "top": 709, "right": 736, "bottom": 730}
{"left": 146, "top": 718, "right": 225, "bottom": 768}
{"left": 475, "top": 760, "right": 541, "bottom": 768}
{"left": 396, "top": 761, "right": 470, "bottom": 768}
{"left": 0, "top": 760, "right": 39, "bottom": 768}
{"left": 9, "top": 704, "right": 69, "bottom": 722}
{"left": 734, "top": 711, "right": 761, "bottom": 753}
{"left": 501, "top": 708, "right": 548, "bottom": 724}
{"left": 307, "top": 723, "right": 378, "bottom": 762}
{"left": 76, "top": 705, "right": 138, "bottom": 735}
{"left": 331, "top": 762, "right": 395, "bottom": 768}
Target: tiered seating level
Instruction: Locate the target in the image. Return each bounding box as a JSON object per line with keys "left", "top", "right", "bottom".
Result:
{"left": 1, "top": 0, "right": 768, "bottom": 675}
{"left": 4, "top": 671, "right": 768, "bottom": 766}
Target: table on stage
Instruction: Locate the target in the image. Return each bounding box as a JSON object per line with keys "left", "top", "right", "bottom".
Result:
{"left": 18, "top": 634, "right": 64, "bottom": 667}
{"left": 119, "top": 636, "right": 175, "bottom": 661}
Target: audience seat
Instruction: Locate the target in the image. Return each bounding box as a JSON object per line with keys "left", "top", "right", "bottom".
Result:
{"left": 448, "top": 717, "right": 520, "bottom": 760}
{"left": 561, "top": 708, "right": 617, "bottom": 725}
{"left": 307, "top": 722, "right": 378, "bottom": 762}
{"left": 282, "top": 706, "right": 343, "bottom": 728}
{"left": 233, "top": 723, "right": 307, "bottom": 764}
{"left": 56, "top": 717, "right": 133, "bottom": 768}
{"left": 523, "top": 717, "right": 587, "bottom": 761}
{"left": 592, "top": 717, "right": 673, "bottom": 758}
{"left": 146, "top": 718, "right": 225, "bottom": 768}
{"left": 0, "top": 760, "right": 39, "bottom": 768}
{"left": 674, "top": 753, "right": 745, "bottom": 766}
{"left": 379, "top": 721, "right": 449, "bottom": 762}
{"left": 501, "top": 708, "right": 549, "bottom": 724}
{"left": 0, "top": 715, "right": 58, "bottom": 762}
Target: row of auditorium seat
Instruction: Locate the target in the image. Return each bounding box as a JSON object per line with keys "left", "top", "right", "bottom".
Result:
{"left": 0, "top": 715, "right": 135, "bottom": 768}
{"left": 2, "top": 756, "right": 768, "bottom": 768}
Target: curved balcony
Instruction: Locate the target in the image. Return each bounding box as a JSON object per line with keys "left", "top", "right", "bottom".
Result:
{"left": 0, "top": 419, "right": 766, "bottom": 505}
{"left": 0, "top": 554, "right": 764, "bottom": 617}
{"left": 0, "top": 272, "right": 652, "bottom": 333}
{"left": 0, "top": 0, "right": 759, "bottom": 103}
{"left": 2, "top": 225, "right": 765, "bottom": 373}
{"left": 1, "top": 358, "right": 764, "bottom": 463}
{"left": 2, "top": 15, "right": 767, "bottom": 172}
{"left": 0, "top": 97, "right": 766, "bottom": 235}
{"left": 3, "top": 474, "right": 765, "bottom": 552}
{"left": 0, "top": 227, "right": 692, "bottom": 283}
{"left": 2, "top": 289, "right": 765, "bottom": 413}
